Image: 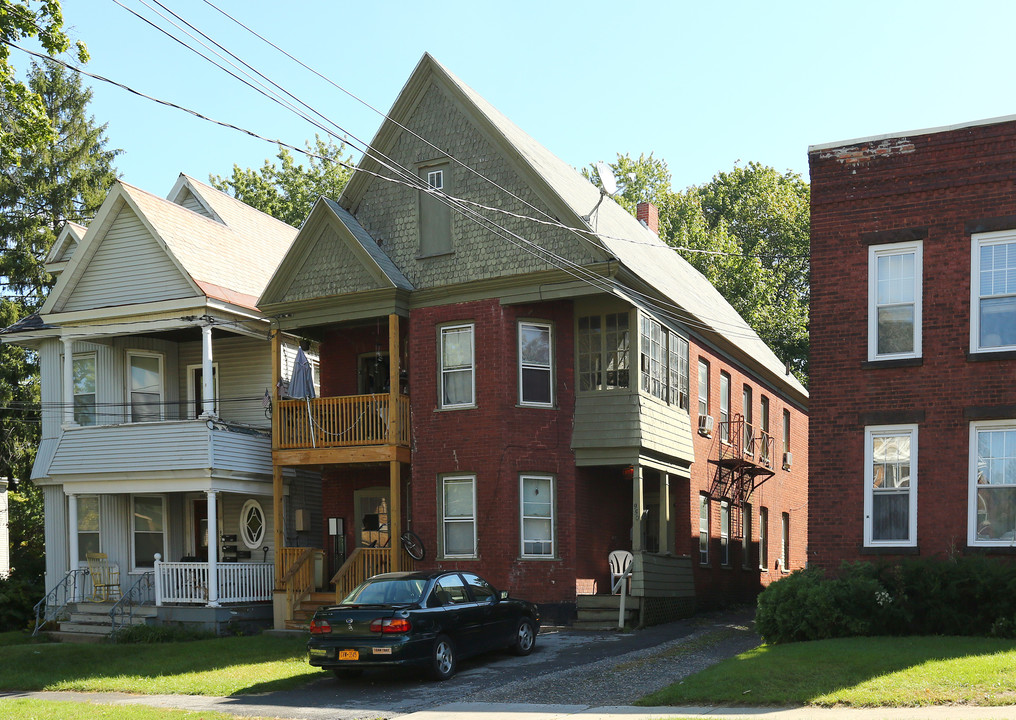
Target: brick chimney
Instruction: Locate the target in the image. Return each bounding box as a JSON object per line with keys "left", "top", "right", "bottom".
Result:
{"left": 636, "top": 202, "right": 659, "bottom": 235}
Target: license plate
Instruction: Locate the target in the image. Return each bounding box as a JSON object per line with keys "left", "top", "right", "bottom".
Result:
{"left": 339, "top": 650, "right": 359, "bottom": 661}
{"left": 308, "top": 648, "right": 327, "bottom": 657}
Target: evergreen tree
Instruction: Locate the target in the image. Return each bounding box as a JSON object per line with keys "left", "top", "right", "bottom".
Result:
{"left": 0, "top": 60, "right": 119, "bottom": 616}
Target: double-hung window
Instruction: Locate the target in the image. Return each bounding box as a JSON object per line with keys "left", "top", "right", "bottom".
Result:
{"left": 759, "top": 506, "right": 769, "bottom": 569}
{"left": 73, "top": 353, "right": 96, "bottom": 426}
{"left": 698, "top": 494, "right": 710, "bottom": 564}
{"left": 132, "top": 495, "right": 166, "bottom": 568}
{"left": 127, "top": 351, "right": 163, "bottom": 422}
{"left": 639, "top": 314, "right": 689, "bottom": 408}
{"left": 697, "top": 358, "right": 709, "bottom": 418}
{"left": 869, "top": 241, "right": 922, "bottom": 360}
{"left": 864, "top": 425, "right": 917, "bottom": 547}
{"left": 742, "top": 502, "right": 753, "bottom": 569}
{"left": 520, "top": 474, "right": 554, "bottom": 558}
{"left": 439, "top": 324, "right": 474, "bottom": 408}
{"left": 518, "top": 321, "right": 553, "bottom": 406}
{"left": 972, "top": 231, "right": 1016, "bottom": 352}
{"left": 720, "top": 500, "right": 730, "bottom": 566}
{"left": 969, "top": 420, "right": 1016, "bottom": 545}
{"left": 781, "top": 513, "right": 790, "bottom": 571}
{"left": 441, "top": 475, "right": 476, "bottom": 558}
{"left": 719, "top": 372, "right": 731, "bottom": 444}
{"left": 743, "top": 385, "right": 754, "bottom": 455}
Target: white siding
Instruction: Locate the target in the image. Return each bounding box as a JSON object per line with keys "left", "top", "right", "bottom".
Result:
{"left": 220, "top": 493, "right": 274, "bottom": 561}
{"left": 175, "top": 188, "right": 212, "bottom": 218}
{"left": 210, "top": 427, "right": 273, "bottom": 476}
{"left": 38, "top": 340, "right": 61, "bottom": 441}
{"left": 62, "top": 207, "right": 197, "bottom": 312}
{"left": 0, "top": 485, "right": 9, "bottom": 577}
{"left": 43, "top": 485, "right": 68, "bottom": 590}
{"left": 177, "top": 335, "right": 272, "bottom": 427}
{"left": 100, "top": 494, "right": 129, "bottom": 574}
{"left": 49, "top": 422, "right": 213, "bottom": 475}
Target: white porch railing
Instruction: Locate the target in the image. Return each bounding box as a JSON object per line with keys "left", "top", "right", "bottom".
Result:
{"left": 153, "top": 558, "right": 274, "bottom": 605}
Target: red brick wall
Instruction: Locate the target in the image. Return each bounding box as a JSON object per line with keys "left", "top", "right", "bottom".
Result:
{"left": 808, "top": 119, "right": 1016, "bottom": 570}
{"left": 687, "top": 341, "right": 809, "bottom": 605}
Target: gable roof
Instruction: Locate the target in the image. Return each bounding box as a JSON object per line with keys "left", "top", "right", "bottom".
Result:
{"left": 342, "top": 54, "right": 806, "bottom": 401}
{"left": 44, "top": 178, "right": 298, "bottom": 314}
{"left": 259, "top": 196, "right": 413, "bottom": 309}
{"left": 43, "top": 221, "right": 87, "bottom": 277}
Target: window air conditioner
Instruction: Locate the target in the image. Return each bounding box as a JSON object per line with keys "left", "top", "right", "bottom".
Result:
{"left": 783, "top": 451, "right": 793, "bottom": 470}
{"left": 698, "top": 414, "right": 714, "bottom": 436}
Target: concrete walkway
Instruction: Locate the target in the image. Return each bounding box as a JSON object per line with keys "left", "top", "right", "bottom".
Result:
{"left": 8, "top": 693, "right": 1016, "bottom": 720}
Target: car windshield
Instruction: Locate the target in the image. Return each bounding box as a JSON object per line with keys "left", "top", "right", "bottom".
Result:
{"left": 342, "top": 577, "right": 428, "bottom": 605}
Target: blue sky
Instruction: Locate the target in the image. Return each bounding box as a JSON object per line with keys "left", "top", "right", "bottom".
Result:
{"left": 20, "top": 0, "right": 1016, "bottom": 199}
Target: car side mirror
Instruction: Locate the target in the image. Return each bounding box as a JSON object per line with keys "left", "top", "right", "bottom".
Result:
{"left": 499, "top": 590, "right": 509, "bottom": 601}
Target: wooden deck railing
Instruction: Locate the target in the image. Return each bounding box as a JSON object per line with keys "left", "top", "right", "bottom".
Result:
{"left": 330, "top": 547, "right": 416, "bottom": 602}
{"left": 280, "top": 547, "right": 319, "bottom": 620}
{"left": 277, "top": 394, "right": 410, "bottom": 450}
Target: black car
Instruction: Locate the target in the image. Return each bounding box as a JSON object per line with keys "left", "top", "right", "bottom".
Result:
{"left": 307, "top": 570, "right": 540, "bottom": 681}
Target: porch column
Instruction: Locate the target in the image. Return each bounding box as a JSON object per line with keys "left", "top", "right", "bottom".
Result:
{"left": 67, "top": 493, "right": 79, "bottom": 601}
{"left": 388, "top": 314, "right": 401, "bottom": 571}
{"left": 206, "top": 490, "right": 220, "bottom": 607}
{"left": 631, "top": 464, "right": 644, "bottom": 553}
{"left": 273, "top": 466, "right": 284, "bottom": 588}
{"left": 62, "top": 336, "right": 77, "bottom": 427}
{"left": 660, "top": 473, "right": 672, "bottom": 555}
{"left": 271, "top": 328, "right": 281, "bottom": 450}
{"left": 200, "top": 324, "right": 215, "bottom": 419}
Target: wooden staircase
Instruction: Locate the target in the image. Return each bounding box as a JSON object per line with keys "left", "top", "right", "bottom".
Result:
{"left": 574, "top": 595, "right": 640, "bottom": 630}
{"left": 284, "top": 592, "right": 334, "bottom": 631}
{"left": 48, "top": 602, "right": 157, "bottom": 643}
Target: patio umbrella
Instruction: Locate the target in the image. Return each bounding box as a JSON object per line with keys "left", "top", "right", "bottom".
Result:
{"left": 290, "top": 346, "right": 316, "bottom": 447}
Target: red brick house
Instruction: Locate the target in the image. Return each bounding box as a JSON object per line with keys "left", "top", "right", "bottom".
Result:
{"left": 809, "top": 116, "right": 1016, "bottom": 569}
{"left": 262, "top": 54, "right": 808, "bottom": 627}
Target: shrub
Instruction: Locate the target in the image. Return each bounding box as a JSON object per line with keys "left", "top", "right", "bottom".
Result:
{"left": 756, "top": 556, "right": 1016, "bottom": 644}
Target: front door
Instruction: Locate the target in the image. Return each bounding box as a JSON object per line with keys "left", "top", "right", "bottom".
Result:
{"left": 193, "top": 499, "right": 208, "bottom": 561}
{"left": 354, "top": 487, "right": 391, "bottom": 549}
{"left": 358, "top": 353, "right": 390, "bottom": 394}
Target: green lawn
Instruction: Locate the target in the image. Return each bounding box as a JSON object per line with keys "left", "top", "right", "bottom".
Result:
{"left": 640, "top": 635, "right": 1016, "bottom": 707}
{"left": 0, "top": 634, "right": 328, "bottom": 696}
{"left": 0, "top": 698, "right": 263, "bottom": 720}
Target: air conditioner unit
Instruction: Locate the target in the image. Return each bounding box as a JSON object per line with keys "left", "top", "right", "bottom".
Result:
{"left": 698, "top": 414, "right": 714, "bottom": 436}
{"left": 783, "top": 451, "right": 793, "bottom": 470}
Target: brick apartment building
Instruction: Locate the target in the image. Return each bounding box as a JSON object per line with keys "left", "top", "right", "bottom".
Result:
{"left": 809, "top": 115, "right": 1016, "bottom": 569}
{"left": 263, "top": 54, "right": 808, "bottom": 627}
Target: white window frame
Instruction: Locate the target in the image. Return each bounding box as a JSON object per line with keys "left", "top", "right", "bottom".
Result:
{"left": 76, "top": 494, "right": 100, "bottom": 564}
{"left": 864, "top": 424, "right": 918, "bottom": 548}
{"left": 439, "top": 324, "right": 475, "bottom": 409}
{"left": 781, "top": 512, "right": 790, "bottom": 572}
{"left": 697, "top": 358, "right": 709, "bottom": 418}
{"left": 127, "top": 350, "right": 165, "bottom": 422}
{"left": 698, "top": 494, "right": 710, "bottom": 565}
{"left": 520, "top": 474, "right": 555, "bottom": 559}
{"left": 186, "top": 362, "right": 219, "bottom": 419}
{"left": 720, "top": 500, "right": 730, "bottom": 566}
{"left": 518, "top": 321, "right": 554, "bottom": 407}
{"left": 742, "top": 502, "right": 753, "bottom": 569}
{"left": 968, "top": 419, "right": 1016, "bottom": 546}
{"left": 759, "top": 506, "right": 769, "bottom": 570}
{"left": 239, "top": 499, "right": 266, "bottom": 550}
{"left": 868, "top": 240, "right": 922, "bottom": 360}
{"left": 719, "top": 372, "right": 731, "bottom": 444}
{"left": 131, "top": 494, "right": 167, "bottom": 571}
{"left": 72, "top": 352, "right": 97, "bottom": 426}
{"left": 440, "top": 475, "right": 477, "bottom": 559}
{"left": 971, "top": 230, "right": 1016, "bottom": 353}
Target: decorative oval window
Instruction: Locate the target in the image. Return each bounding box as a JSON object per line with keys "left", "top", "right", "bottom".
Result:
{"left": 240, "top": 499, "right": 266, "bottom": 549}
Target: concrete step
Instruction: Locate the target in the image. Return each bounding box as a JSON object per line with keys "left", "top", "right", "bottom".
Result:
{"left": 575, "top": 596, "right": 640, "bottom": 606}
{"left": 59, "top": 621, "right": 113, "bottom": 635}
{"left": 45, "top": 630, "right": 107, "bottom": 644}
{"left": 575, "top": 608, "right": 639, "bottom": 623}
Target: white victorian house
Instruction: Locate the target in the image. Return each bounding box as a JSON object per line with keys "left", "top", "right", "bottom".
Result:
{"left": 1, "top": 175, "right": 321, "bottom": 637}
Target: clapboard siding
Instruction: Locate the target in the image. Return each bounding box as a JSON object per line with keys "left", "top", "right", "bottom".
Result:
{"left": 211, "top": 427, "right": 272, "bottom": 475}
{"left": 219, "top": 493, "right": 275, "bottom": 558}
{"left": 49, "top": 422, "right": 213, "bottom": 475}
{"left": 572, "top": 392, "right": 641, "bottom": 449}
{"left": 44, "top": 485, "right": 68, "bottom": 589}
{"left": 630, "top": 553, "right": 695, "bottom": 598}
{"left": 177, "top": 335, "right": 272, "bottom": 427}
{"left": 176, "top": 188, "right": 211, "bottom": 218}
{"left": 572, "top": 391, "right": 695, "bottom": 466}
{"left": 638, "top": 394, "right": 695, "bottom": 464}
{"left": 99, "top": 494, "right": 130, "bottom": 572}
{"left": 62, "top": 207, "right": 196, "bottom": 311}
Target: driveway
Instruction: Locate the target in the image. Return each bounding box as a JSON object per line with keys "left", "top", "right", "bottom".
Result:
{"left": 0, "top": 608, "right": 758, "bottom": 720}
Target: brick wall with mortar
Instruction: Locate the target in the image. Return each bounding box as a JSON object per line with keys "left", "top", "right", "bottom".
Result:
{"left": 687, "top": 339, "right": 809, "bottom": 606}
{"left": 809, "top": 118, "right": 1016, "bottom": 570}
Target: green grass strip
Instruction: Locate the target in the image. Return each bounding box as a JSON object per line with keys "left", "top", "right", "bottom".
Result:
{"left": 639, "top": 635, "right": 1016, "bottom": 707}
{"left": 0, "top": 698, "right": 259, "bottom": 720}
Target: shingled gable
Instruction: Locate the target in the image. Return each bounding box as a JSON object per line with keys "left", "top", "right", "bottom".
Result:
{"left": 43, "top": 178, "right": 298, "bottom": 316}
{"left": 259, "top": 196, "right": 413, "bottom": 311}
{"left": 340, "top": 53, "right": 805, "bottom": 402}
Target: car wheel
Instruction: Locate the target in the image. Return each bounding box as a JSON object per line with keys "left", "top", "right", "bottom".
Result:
{"left": 331, "top": 668, "right": 363, "bottom": 680}
{"left": 511, "top": 618, "right": 536, "bottom": 656}
{"left": 430, "top": 634, "right": 456, "bottom": 681}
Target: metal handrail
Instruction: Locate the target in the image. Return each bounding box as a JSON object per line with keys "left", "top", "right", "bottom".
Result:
{"left": 109, "top": 571, "right": 155, "bottom": 639}
{"left": 613, "top": 561, "right": 635, "bottom": 629}
{"left": 33, "top": 568, "right": 88, "bottom": 636}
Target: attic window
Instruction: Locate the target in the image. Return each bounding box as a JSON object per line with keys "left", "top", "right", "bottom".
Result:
{"left": 418, "top": 162, "right": 452, "bottom": 257}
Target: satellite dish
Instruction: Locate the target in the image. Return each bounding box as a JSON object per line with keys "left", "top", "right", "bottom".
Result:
{"left": 596, "top": 161, "right": 617, "bottom": 196}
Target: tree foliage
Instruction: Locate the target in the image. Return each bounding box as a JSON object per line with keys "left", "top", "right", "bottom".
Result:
{"left": 210, "top": 136, "right": 353, "bottom": 225}
{"left": 0, "top": 59, "right": 119, "bottom": 609}
{"left": 590, "top": 154, "right": 810, "bottom": 384}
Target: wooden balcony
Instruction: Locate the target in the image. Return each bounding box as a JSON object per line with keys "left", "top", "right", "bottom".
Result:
{"left": 274, "top": 393, "right": 410, "bottom": 465}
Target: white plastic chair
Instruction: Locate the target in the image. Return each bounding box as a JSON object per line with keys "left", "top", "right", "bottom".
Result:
{"left": 608, "top": 550, "right": 633, "bottom": 594}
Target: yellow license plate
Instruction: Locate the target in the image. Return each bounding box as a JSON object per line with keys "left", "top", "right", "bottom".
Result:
{"left": 339, "top": 650, "right": 359, "bottom": 661}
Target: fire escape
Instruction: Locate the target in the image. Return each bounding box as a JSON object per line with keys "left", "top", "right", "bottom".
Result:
{"left": 708, "top": 413, "right": 775, "bottom": 539}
